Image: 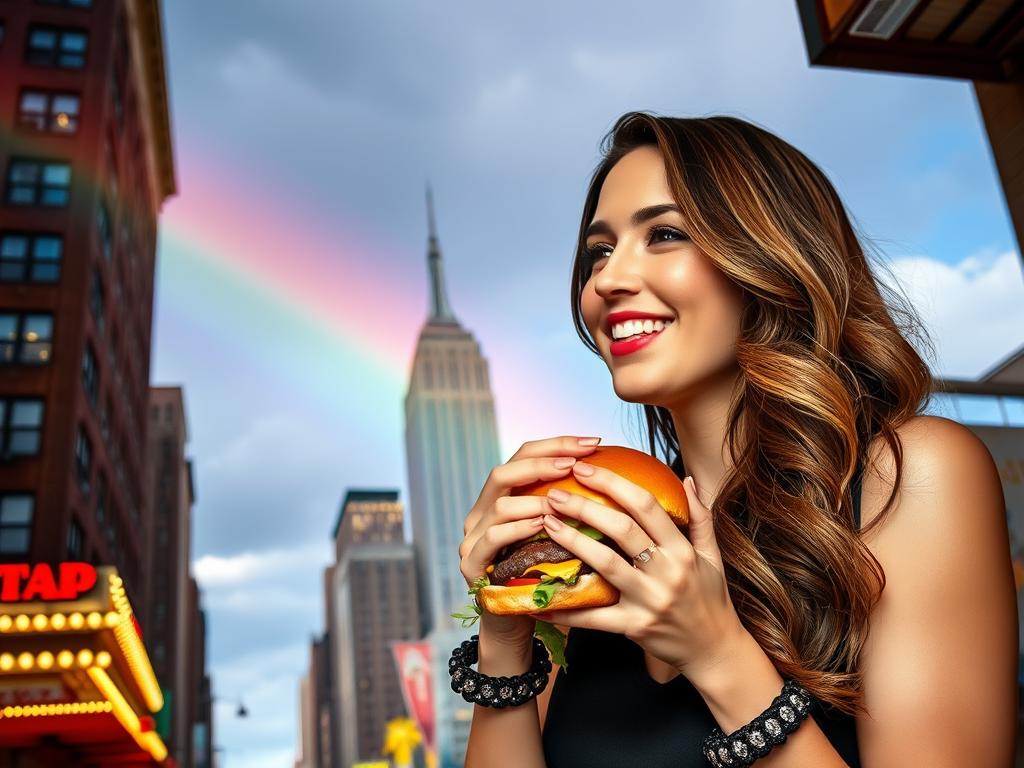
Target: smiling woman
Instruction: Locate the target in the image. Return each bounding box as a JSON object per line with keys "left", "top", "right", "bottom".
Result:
{"left": 459, "top": 111, "right": 1017, "bottom": 768}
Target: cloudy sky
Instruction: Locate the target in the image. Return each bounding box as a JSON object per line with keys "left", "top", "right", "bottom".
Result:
{"left": 151, "top": 1, "right": 1024, "bottom": 765}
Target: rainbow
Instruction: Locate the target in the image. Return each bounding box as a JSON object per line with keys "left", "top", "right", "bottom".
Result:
{"left": 155, "top": 137, "right": 427, "bottom": 411}
{"left": 3, "top": 122, "right": 613, "bottom": 452}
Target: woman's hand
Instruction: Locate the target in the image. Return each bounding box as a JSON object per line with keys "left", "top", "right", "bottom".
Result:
{"left": 458, "top": 435, "right": 602, "bottom": 646}
{"left": 527, "top": 463, "right": 748, "bottom": 681}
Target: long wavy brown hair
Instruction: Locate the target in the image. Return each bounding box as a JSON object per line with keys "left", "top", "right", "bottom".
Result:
{"left": 569, "top": 111, "right": 935, "bottom": 716}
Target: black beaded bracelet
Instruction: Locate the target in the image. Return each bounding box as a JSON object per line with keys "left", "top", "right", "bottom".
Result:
{"left": 448, "top": 634, "right": 552, "bottom": 708}
{"left": 702, "top": 678, "right": 814, "bottom": 767}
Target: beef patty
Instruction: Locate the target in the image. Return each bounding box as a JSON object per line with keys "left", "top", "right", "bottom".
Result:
{"left": 491, "top": 535, "right": 629, "bottom": 584}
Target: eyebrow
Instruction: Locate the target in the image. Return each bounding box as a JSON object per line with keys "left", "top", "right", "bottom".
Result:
{"left": 585, "top": 203, "right": 683, "bottom": 240}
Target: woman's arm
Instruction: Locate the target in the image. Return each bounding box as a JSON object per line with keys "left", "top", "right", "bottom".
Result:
{"left": 687, "top": 415, "right": 1018, "bottom": 766}
{"left": 852, "top": 415, "right": 1017, "bottom": 765}
{"left": 463, "top": 627, "right": 548, "bottom": 768}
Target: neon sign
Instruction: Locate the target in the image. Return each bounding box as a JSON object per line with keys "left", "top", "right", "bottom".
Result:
{"left": 0, "top": 563, "right": 98, "bottom": 602}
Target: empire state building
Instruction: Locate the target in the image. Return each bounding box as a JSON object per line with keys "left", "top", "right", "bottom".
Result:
{"left": 403, "top": 186, "right": 502, "bottom": 767}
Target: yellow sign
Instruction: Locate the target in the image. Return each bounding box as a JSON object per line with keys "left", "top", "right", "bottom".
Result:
{"left": 352, "top": 763, "right": 389, "bottom": 768}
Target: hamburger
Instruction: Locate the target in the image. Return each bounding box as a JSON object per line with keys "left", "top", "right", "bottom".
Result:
{"left": 475, "top": 445, "right": 689, "bottom": 615}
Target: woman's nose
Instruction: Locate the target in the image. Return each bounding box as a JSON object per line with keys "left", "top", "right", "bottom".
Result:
{"left": 593, "top": 246, "right": 643, "bottom": 297}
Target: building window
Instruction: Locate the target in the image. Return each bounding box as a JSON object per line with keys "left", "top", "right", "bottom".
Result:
{"left": 26, "top": 26, "right": 87, "bottom": 69}
{"left": 0, "top": 399, "right": 44, "bottom": 457}
{"left": 82, "top": 343, "right": 98, "bottom": 405}
{"left": 0, "top": 233, "right": 62, "bottom": 283}
{"left": 74, "top": 426, "right": 91, "bottom": 495}
{"left": 95, "top": 473, "right": 106, "bottom": 526}
{"left": 0, "top": 495, "right": 33, "bottom": 554}
{"left": 111, "top": 66, "right": 123, "bottom": 131}
{"left": 37, "top": 0, "right": 94, "bottom": 7}
{"left": 5, "top": 159, "right": 71, "bottom": 206}
{"left": 89, "top": 270, "right": 104, "bottom": 333}
{"left": 96, "top": 199, "right": 112, "bottom": 260}
{"left": 0, "top": 313, "right": 53, "bottom": 364}
{"left": 17, "top": 90, "right": 80, "bottom": 134}
{"left": 100, "top": 397, "right": 110, "bottom": 443}
{"left": 67, "top": 517, "right": 83, "bottom": 559}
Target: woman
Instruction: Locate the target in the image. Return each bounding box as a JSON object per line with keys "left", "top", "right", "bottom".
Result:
{"left": 457, "top": 111, "right": 1017, "bottom": 767}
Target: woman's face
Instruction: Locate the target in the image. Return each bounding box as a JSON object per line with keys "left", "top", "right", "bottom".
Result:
{"left": 580, "top": 145, "right": 746, "bottom": 408}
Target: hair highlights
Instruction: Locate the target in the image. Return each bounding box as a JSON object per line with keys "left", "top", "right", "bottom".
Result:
{"left": 570, "top": 111, "right": 935, "bottom": 716}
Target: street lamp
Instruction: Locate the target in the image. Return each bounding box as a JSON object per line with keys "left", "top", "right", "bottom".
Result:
{"left": 209, "top": 694, "right": 249, "bottom": 718}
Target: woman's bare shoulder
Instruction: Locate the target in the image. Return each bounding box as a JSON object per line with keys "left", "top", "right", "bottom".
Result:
{"left": 859, "top": 414, "right": 1001, "bottom": 534}
{"left": 853, "top": 414, "right": 1016, "bottom": 764}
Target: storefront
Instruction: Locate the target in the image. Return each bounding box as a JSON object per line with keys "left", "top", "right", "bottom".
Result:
{"left": 0, "top": 563, "right": 171, "bottom": 767}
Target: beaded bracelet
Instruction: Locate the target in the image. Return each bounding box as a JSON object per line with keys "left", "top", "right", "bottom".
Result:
{"left": 702, "top": 678, "right": 814, "bottom": 767}
{"left": 448, "top": 634, "right": 552, "bottom": 708}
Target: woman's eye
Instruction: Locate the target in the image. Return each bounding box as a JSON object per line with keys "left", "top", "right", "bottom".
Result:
{"left": 650, "top": 226, "right": 689, "bottom": 243}
{"left": 582, "top": 227, "right": 689, "bottom": 268}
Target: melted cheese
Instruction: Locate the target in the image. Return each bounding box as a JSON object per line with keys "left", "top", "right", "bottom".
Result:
{"left": 524, "top": 559, "right": 581, "bottom": 580}
{"left": 485, "top": 564, "right": 494, "bottom": 574}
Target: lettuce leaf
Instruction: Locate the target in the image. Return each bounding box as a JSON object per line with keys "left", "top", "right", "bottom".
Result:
{"left": 529, "top": 568, "right": 580, "bottom": 609}
{"left": 533, "top": 619, "right": 568, "bottom": 670}
{"left": 450, "top": 574, "right": 490, "bottom": 628}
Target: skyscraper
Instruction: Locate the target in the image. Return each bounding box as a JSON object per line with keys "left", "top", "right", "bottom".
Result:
{"left": 403, "top": 188, "right": 503, "bottom": 767}
{"left": 326, "top": 490, "right": 422, "bottom": 767}
{"left": 144, "top": 385, "right": 213, "bottom": 767}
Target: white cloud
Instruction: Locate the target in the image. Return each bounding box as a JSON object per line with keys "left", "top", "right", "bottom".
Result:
{"left": 884, "top": 248, "right": 1024, "bottom": 377}
{"left": 194, "top": 541, "right": 330, "bottom": 587}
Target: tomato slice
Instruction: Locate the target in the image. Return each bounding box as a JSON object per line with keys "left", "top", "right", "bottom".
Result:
{"left": 505, "top": 577, "right": 542, "bottom": 586}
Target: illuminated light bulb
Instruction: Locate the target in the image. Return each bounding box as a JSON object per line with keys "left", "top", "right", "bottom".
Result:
{"left": 12, "top": 706, "right": 22, "bottom": 718}
{"left": 14, "top": 615, "right": 30, "bottom": 631}
{"left": 69, "top": 613, "right": 85, "bottom": 629}
{"left": 25, "top": 331, "right": 37, "bottom": 342}
{"left": 86, "top": 612, "right": 103, "bottom": 629}
{"left": 17, "top": 652, "right": 33, "bottom": 670}
{"left": 104, "top": 612, "right": 119, "bottom": 628}
{"left": 57, "top": 650, "right": 74, "bottom": 668}
{"left": 76, "top": 649, "right": 93, "bottom": 667}
{"left": 56, "top": 113, "right": 69, "bottom": 128}
{"left": 95, "top": 651, "right": 112, "bottom": 668}
{"left": 36, "top": 651, "right": 54, "bottom": 670}
{"left": 0, "top": 616, "right": 12, "bottom": 631}
{"left": 50, "top": 613, "right": 66, "bottom": 630}
{"left": 0, "top": 654, "right": 14, "bottom": 671}
{"left": 32, "top": 614, "right": 48, "bottom": 631}
{"left": 2, "top": 706, "right": 12, "bottom": 718}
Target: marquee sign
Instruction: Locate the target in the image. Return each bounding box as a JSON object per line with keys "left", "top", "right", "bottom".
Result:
{"left": 0, "top": 563, "right": 97, "bottom": 603}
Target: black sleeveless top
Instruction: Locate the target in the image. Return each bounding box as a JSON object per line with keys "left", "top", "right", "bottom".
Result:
{"left": 542, "top": 466, "right": 865, "bottom": 767}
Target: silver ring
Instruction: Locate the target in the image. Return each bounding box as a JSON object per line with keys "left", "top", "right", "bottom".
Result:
{"left": 631, "top": 544, "right": 659, "bottom": 566}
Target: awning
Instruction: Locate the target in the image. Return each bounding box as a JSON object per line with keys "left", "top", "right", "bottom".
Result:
{"left": 0, "top": 563, "right": 170, "bottom": 766}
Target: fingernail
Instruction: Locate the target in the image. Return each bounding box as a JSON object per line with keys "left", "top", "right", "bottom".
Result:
{"left": 544, "top": 514, "right": 563, "bottom": 531}
{"left": 573, "top": 462, "right": 594, "bottom": 476}
{"left": 577, "top": 437, "right": 601, "bottom": 446}
{"left": 547, "top": 488, "right": 570, "bottom": 503}
{"left": 530, "top": 516, "right": 545, "bottom": 526}
{"left": 687, "top": 475, "right": 697, "bottom": 492}
{"left": 554, "top": 457, "right": 576, "bottom": 468}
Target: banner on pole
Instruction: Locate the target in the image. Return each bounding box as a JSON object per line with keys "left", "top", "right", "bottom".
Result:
{"left": 391, "top": 640, "right": 436, "bottom": 755}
